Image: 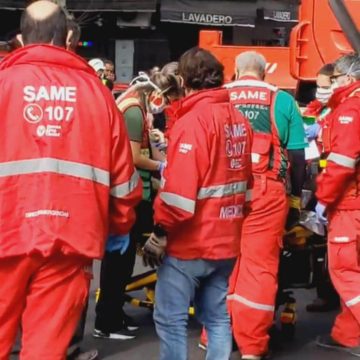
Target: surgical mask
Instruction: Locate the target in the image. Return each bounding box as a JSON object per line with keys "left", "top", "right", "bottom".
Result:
{"left": 315, "top": 87, "right": 333, "bottom": 105}
{"left": 149, "top": 101, "right": 166, "bottom": 114}
{"left": 331, "top": 81, "right": 339, "bottom": 91}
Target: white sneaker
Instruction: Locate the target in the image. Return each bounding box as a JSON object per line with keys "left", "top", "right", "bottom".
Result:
{"left": 93, "top": 328, "right": 135, "bottom": 340}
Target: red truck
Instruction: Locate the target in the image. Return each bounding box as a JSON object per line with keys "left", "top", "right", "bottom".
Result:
{"left": 199, "top": 0, "right": 360, "bottom": 95}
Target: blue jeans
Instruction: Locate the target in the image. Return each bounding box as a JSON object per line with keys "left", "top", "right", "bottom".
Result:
{"left": 154, "top": 255, "right": 235, "bottom": 360}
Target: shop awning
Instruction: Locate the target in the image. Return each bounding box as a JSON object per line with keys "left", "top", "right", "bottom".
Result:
{"left": 259, "top": 8, "right": 298, "bottom": 22}
{"left": 0, "top": 0, "right": 157, "bottom": 12}
{"left": 161, "top": 0, "right": 258, "bottom": 27}
{"left": 66, "top": 0, "right": 157, "bottom": 12}
{"left": 257, "top": 0, "right": 298, "bottom": 22}
{"left": 0, "top": 0, "right": 26, "bottom": 9}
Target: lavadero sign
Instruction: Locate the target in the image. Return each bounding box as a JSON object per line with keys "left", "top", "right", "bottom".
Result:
{"left": 161, "top": 0, "right": 256, "bottom": 28}
{"left": 181, "top": 12, "right": 233, "bottom": 25}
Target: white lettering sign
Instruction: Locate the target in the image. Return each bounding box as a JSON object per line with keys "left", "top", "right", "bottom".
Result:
{"left": 220, "top": 205, "right": 243, "bottom": 219}
{"left": 230, "top": 90, "right": 268, "bottom": 102}
{"left": 272, "top": 11, "right": 291, "bottom": 21}
{"left": 25, "top": 209, "right": 69, "bottom": 218}
{"left": 182, "top": 12, "right": 232, "bottom": 25}
{"left": 179, "top": 143, "right": 193, "bottom": 154}
{"left": 36, "top": 124, "right": 61, "bottom": 137}
{"left": 23, "top": 86, "right": 77, "bottom": 103}
{"left": 224, "top": 124, "right": 247, "bottom": 138}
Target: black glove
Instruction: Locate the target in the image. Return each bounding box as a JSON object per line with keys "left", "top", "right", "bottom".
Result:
{"left": 285, "top": 195, "right": 301, "bottom": 231}
{"left": 142, "top": 232, "right": 167, "bottom": 268}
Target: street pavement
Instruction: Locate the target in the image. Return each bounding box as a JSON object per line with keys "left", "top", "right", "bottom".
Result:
{"left": 12, "top": 259, "right": 357, "bottom": 360}
{"left": 80, "top": 260, "right": 355, "bottom": 360}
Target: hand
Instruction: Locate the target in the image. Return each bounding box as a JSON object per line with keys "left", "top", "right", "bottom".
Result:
{"left": 142, "top": 232, "right": 167, "bottom": 268}
{"left": 106, "top": 234, "right": 130, "bottom": 255}
{"left": 285, "top": 195, "right": 301, "bottom": 231}
{"left": 305, "top": 123, "right": 321, "bottom": 141}
{"left": 315, "top": 202, "right": 327, "bottom": 225}
{"left": 149, "top": 129, "right": 165, "bottom": 144}
{"left": 150, "top": 129, "right": 167, "bottom": 150}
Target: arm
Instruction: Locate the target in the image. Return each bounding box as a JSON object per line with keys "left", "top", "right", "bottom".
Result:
{"left": 275, "top": 91, "right": 308, "bottom": 196}
{"left": 288, "top": 149, "right": 306, "bottom": 197}
{"left": 316, "top": 107, "right": 360, "bottom": 206}
{"left": 154, "top": 118, "right": 209, "bottom": 231}
{"left": 150, "top": 144, "right": 167, "bottom": 162}
{"left": 109, "top": 104, "right": 142, "bottom": 235}
{"left": 149, "top": 128, "right": 167, "bottom": 161}
{"left": 130, "top": 141, "right": 162, "bottom": 171}
{"left": 275, "top": 91, "right": 308, "bottom": 229}
{"left": 123, "top": 106, "right": 162, "bottom": 171}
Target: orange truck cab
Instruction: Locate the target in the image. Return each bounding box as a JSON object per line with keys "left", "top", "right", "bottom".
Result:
{"left": 199, "top": 0, "right": 360, "bottom": 97}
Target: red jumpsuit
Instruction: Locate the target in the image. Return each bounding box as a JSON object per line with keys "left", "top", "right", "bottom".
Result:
{"left": 0, "top": 45, "right": 142, "bottom": 359}
{"left": 155, "top": 88, "right": 253, "bottom": 259}
{"left": 225, "top": 77, "right": 305, "bottom": 356}
{"left": 316, "top": 81, "right": 360, "bottom": 347}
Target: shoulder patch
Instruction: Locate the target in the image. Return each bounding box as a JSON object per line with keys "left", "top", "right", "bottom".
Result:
{"left": 338, "top": 115, "right": 353, "bottom": 124}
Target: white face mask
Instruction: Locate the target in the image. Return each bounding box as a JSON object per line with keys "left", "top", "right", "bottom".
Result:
{"left": 149, "top": 101, "right": 166, "bottom": 114}
{"left": 331, "top": 81, "right": 339, "bottom": 90}
{"left": 315, "top": 87, "right": 333, "bottom": 105}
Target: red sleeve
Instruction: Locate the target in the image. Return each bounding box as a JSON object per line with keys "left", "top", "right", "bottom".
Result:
{"left": 109, "top": 102, "right": 142, "bottom": 235}
{"left": 244, "top": 118, "right": 254, "bottom": 202}
{"left": 303, "top": 100, "right": 323, "bottom": 117}
{"left": 316, "top": 106, "right": 360, "bottom": 206}
{"left": 154, "top": 116, "right": 210, "bottom": 231}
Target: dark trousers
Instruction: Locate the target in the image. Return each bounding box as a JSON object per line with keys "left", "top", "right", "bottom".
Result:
{"left": 95, "top": 200, "right": 153, "bottom": 332}
{"left": 95, "top": 240, "right": 137, "bottom": 332}
{"left": 315, "top": 258, "right": 340, "bottom": 306}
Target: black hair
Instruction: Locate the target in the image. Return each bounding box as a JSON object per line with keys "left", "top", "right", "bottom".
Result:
{"left": 178, "top": 47, "right": 224, "bottom": 90}
{"left": 104, "top": 59, "right": 114, "bottom": 67}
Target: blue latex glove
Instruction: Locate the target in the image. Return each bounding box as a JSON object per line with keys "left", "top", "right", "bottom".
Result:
{"left": 106, "top": 234, "right": 130, "bottom": 254}
{"left": 305, "top": 123, "right": 321, "bottom": 140}
{"left": 158, "top": 161, "right": 167, "bottom": 176}
{"left": 315, "top": 202, "right": 327, "bottom": 225}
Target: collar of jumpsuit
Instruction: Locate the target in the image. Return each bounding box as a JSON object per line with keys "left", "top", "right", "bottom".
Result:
{"left": 327, "top": 80, "right": 360, "bottom": 110}
{"left": 0, "top": 44, "right": 94, "bottom": 74}
{"left": 175, "top": 87, "right": 230, "bottom": 119}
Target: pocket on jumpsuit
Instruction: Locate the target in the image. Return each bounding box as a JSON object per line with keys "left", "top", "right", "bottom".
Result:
{"left": 327, "top": 212, "right": 358, "bottom": 272}
{"left": 251, "top": 133, "right": 272, "bottom": 173}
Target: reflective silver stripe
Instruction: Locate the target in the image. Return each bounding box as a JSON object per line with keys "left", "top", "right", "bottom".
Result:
{"left": 245, "top": 189, "right": 252, "bottom": 202}
{"left": 111, "top": 171, "right": 140, "bottom": 198}
{"left": 227, "top": 294, "right": 275, "bottom": 312}
{"left": 160, "top": 192, "right": 195, "bottom": 214}
{"left": 0, "top": 158, "right": 109, "bottom": 186}
{"left": 327, "top": 152, "right": 357, "bottom": 169}
{"left": 197, "top": 181, "right": 247, "bottom": 200}
{"left": 346, "top": 295, "right": 360, "bottom": 308}
{"left": 224, "top": 80, "right": 278, "bottom": 92}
